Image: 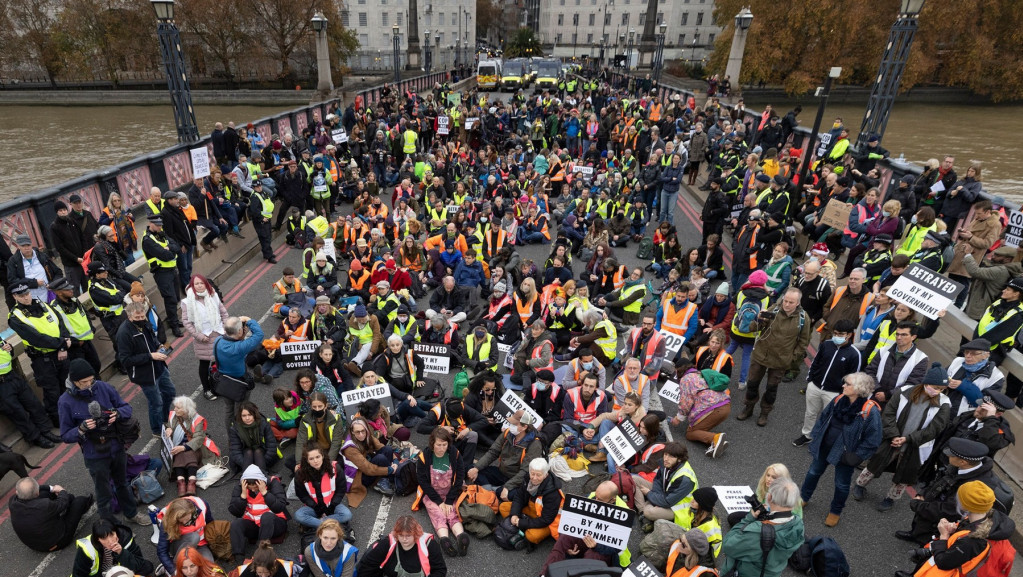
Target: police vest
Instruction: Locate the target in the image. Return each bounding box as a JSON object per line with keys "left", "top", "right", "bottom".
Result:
{"left": 88, "top": 280, "right": 124, "bottom": 316}
{"left": 594, "top": 319, "right": 618, "bottom": 360}
{"left": 54, "top": 301, "right": 94, "bottom": 341}
{"left": 977, "top": 299, "right": 1023, "bottom": 348}
{"left": 465, "top": 333, "right": 493, "bottom": 362}
{"left": 12, "top": 303, "right": 62, "bottom": 353}
{"left": 0, "top": 347, "right": 13, "bottom": 375}
{"left": 144, "top": 233, "right": 176, "bottom": 269}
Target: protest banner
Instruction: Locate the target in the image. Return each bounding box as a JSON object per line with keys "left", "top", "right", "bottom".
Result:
{"left": 659, "top": 329, "right": 686, "bottom": 356}
{"left": 820, "top": 199, "right": 853, "bottom": 230}
{"left": 494, "top": 389, "right": 544, "bottom": 428}
{"left": 623, "top": 557, "right": 664, "bottom": 577}
{"left": 888, "top": 263, "right": 964, "bottom": 320}
{"left": 160, "top": 433, "right": 174, "bottom": 479}
{"left": 447, "top": 93, "right": 461, "bottom": 107}
{"left": 280, "top": 340, "right": 322, "bottom": 370}
{"left": 557, "top": 493, "right": 636, "bottom": 550}
{"left": 340, "top": 384, "right": 393, "bottom": 421}
{"left": 436, "top": 116, "right": 450, "bottom": 135}
{"left": 1005, "top": 210, "right": 1023, "bottom": 248}
{"left": 331, "top": 127, "right": 348, "bottom": 144}
{"left": 190, "top": 147, "right": 210, "bottom": 178}
{"left": 713, "top": 485, "right": 755, "bottom": 514}
{"left": 413, "top": 342, "right": 451, "bottom": 375}
{"left": 658, "top": 380, "right": 681, "bottom": 405}
{"left": 601, "top": 418, "right": 647, "bottom": 466}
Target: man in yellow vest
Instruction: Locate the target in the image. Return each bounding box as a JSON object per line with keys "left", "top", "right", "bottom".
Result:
{"left": 402, "top": 124, "right": 418, "bottom": 160}
{"left": 50, "top": 277, "right": 100, "bottom": 375}
{"left": 86, "top": 261, "right": 131, "bottom": 356}
{"left": 141, "top": 216, "right": 183, "bottom": 335}
{"left": 7, "top": 279, "right": 71, "bottom": 426}
{"left": 596, "top": 267, "right": 647, "bottom": 326}
{"left": 247, "top": 180, "right": 277, "bottom": 264}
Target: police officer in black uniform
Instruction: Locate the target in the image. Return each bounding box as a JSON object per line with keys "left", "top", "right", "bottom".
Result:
{"left": 6, "top": 278, "right": 71, "bottom": 425}
{"left": 141, "top": 216, "right": 184, "bottom": 337}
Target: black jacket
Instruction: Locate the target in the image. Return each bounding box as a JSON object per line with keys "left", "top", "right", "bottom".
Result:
{"left": 697, "top": 244, "right": 726, "bottom": 278}
{"left": 508, "top": 473, "right": 563, "bottom": 532}
{"left": 429, "top": 286, "right": 467, "bottom": 315}
{"left": 416, "top": 401, "right": 487, "bottom": 436}
{"left": 279, "top": 169, "right": 308, "bottom": 204}
{"left": 228, "top": 419, "right": 278, "bottom": 468}
{"left": 525, "top": 383, "right": 567, "bottom": 424}
{"left": 6, "top": 248, "right": 62, "bottom": 286}
{"left": 375, "top": 349, "right": 428, "bottom": 395}
{"left": 10, "top": 486, "right": 74, "bottom": 551}
{"left": 72, "top": 524, "right": 153, "bottom": 577}
{"left": 415, "top": 445, "right": 465, "bottom": 505}
{"left": 116, "top": 318, "right": 167, "bottom": 387}
{"left": 50, "top": 215, "right": 87, "bottom": 266}
{"left": 702, "top": 189, "right": 730, "bottom": 224}
{"left": 295, "top": 463, "right": 348, "bottom": 516}
{"left": 807, "top": 341, "right": 863, "bottom": 393}
{"left": 228, "top": 477, "right": 291, "bottom": 520}
{"left": 161, "top": 205, "right": 195, "bottom": 249}
{"left": 358, "top": 533, "right": 447, "bottom": 577}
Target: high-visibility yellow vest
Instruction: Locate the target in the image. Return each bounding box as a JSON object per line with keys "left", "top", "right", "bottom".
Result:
{"left": 0, "top": 347, "right": 13, "bottom": 375}
{"left": 403, "top": 130, "right": 418, "bottom": 153}
{"left": 88, "top": 280, "right": 124, "bottom": 316}
{"left": 349, "top": 321, "right": 373, "bottom": 345}
{"left": 466, "top": 333, "right": 493, "bottom": 362}
{"left": 54, "top": 301, "right": 94, "bottom": 341}
{"left": 594, "top": 319, "right": 618, "bottom": 360}
{"left": 144, "top": 233, "right": 176, "bottom": 269}
{"left": 253, "top": 191, "right": 274, "bottom": 219}
{"left": 620, "top": 283, "right": 647, "bottom": 313}
{"left": 12, "top": 303, "right": 62, "bottom": 353}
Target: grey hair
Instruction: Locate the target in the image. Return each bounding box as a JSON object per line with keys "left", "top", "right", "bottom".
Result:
{"left": 587, "top": 310, "right": 603, "bottom": 323}
{"left": 15, "top": 477, "right": 39, "bottom": 500}
{"left": 767, "top": 479, "right": 801, "bottom": 509}
{"left": 624, "top": 357, "right": 641, "bottom": 368}
{"left": 531, "top": 320, "right": 546, "bottom": 331}
{"left": 96, "top": 225, "right": 114, "bottom": 241}
{"left": 224, "top": 317, "right": 243, "bottom": 337}
{"left": 844, "top": 372, "right": 876, "bottom": 398}
{"left": 125, "top": 301, "right": 148, "bottom": 317}
{"left": 784, "top": 287, "right": 803, "bottom": 300}
{"left": 529, "top": 458, "right": 550, "bottom": 474}
{"left": 172, "top": 396, "right": 197, "bottom": 420}
{"left": 851, "top": 267, "right": 868, "bottom": 279}
{"left": 387, "top": 334, "right": 403, "bottom": 346}
{"left": 749, "top": 208, "right": 762, "bottom": 219}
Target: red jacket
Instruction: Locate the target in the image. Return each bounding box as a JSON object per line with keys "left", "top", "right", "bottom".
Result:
{"left": 370, "top": 268, "right": 412, "bottom": 292}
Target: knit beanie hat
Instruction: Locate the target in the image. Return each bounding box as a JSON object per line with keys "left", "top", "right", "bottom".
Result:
{"left": 715, "top": 283, "right": 729, "bottom": 296}
{"left": 747, "top": 270, "right": 768, "bottom": 287}
{"left": 691, "top": 487, "right": 719, "bottom": 512}
{"left": 922, "top": 362, "right": 949, "bottom": 388}
{"left": 68, "top": 358, "right": 95, "bottom": 382}
{"left": 957, "top": 480, "right": 995, "bottom": 514}
{"left": 683, "top": 529, "right": 710, "bottom": 557}
{"left": 128, "top": 281, "right": 146, "bottom": 298}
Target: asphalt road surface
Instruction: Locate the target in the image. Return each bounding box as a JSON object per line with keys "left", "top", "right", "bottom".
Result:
{"left": 0, "top": 118, "right": 975, "bottom": 576}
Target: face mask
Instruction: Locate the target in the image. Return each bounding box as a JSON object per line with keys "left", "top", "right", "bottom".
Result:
{"left": 474, "top": 329, "right": 487, "bottom": 338}
{"left": 133, "top": 319, "right": 148, "bottom": 329}
{"left": 480, "top": 217, "right": 488, "bottom": 223}
{"left": 831, "top": 336, "right": 847, "bottom": 346}
{"left": 883, "top": 211, "right": 891, "bottom": 218}
{"left": 535, "top": 381, "right": 550, "bottom": 391}
{"left": 506, "top": 425, "right": 520, "bottom": 436}
{"left": 582, "top": 361, "right": 594, "bottom": 370}
{"left": 911, "top": 215, "right": 918, "bottom": 224}
{"left": 483, "top": 390, "right": 495, "bottom": 399}
{"left": 924, "top": 385, "right": 942, "bottom": 398}
{"left": 311, "top": 409, "right": 326, "bottom": 419}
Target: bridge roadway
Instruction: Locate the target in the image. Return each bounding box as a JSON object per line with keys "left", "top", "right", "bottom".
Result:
{"left": 0, "top": 159, "right": 935, "bottom": 577}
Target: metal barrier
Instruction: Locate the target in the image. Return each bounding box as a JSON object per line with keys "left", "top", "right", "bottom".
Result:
{"left": 354, "top": 70, "right": 453, "bottom": 110}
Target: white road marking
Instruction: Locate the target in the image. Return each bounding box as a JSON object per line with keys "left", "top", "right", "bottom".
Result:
{"left": 370, "top": 494, "right": 394, "bottom": 543}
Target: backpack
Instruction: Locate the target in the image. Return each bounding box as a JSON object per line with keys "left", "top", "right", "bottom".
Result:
{"left": 80, "top": 247, "right": 94, "bottom": 275}
{"left": 393, "top": 459, "right": 419, "bottom": 497}
{"left": 733, "top": 297, "right": 763, "bottom": 334}
{"left": 130, "top": 470, "right": 164, "bottom": 504}
{"left": 582, "top": 471, "right": 636, "bottom": 509}
{"left": 636, "top": 237, "right": 654, "bottom": 260}
{"left": 204, "top": 519, "right": 234, "bottom": 562}
{"left": 494, "top": 516, "right": 526, "bottom": 550}
{"left": 978, "top": 539, "right": 1015, "bottom": 577}
{"left": 989, "top": 475, "right": 1015, "bottom": 514}
{"left": 788, "top": 535, "right": 850, "bottom": 577}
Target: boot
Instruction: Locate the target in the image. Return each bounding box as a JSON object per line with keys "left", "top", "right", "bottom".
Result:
{"left": 186, "top": 478, "right": 197, "bottom": 496}
{"left": 176, "top": 477, "right": 187, "bottom": 496}
{"left": 757, "top": 404, "right": 774, "bottom": 427}
{"left": 736, "top": 401, "right": 756, "bottom": 421}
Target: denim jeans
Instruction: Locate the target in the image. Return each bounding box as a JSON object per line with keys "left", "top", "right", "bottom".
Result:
{"left": 85, "top": 452, "right": 137, "bottom": 520}
{"left": 659, "top": 189, "right": 678, "bottom": 223}
{"left": 294, "top": 505, "right": 353, "bottom": 529}
{"left": 595, "top": 419, "right": 619, "bottom": 472}
{"left": 139, "top": 368, "right": 178, "bottom": 435}
{"left": 177, "top": 248, "right": 194, "bottom": 292}
{"left": 800, "top": 454, "right": 855, "bottom": 515}
{"left": 517, "top": 229, "right": 547, "bottom": 244}
{"left": 651, "top": 262, "right": 673, "bottom": 279}
{"left": 725, "top": 340, "right": 754, "bottom": 383}
{"left": 362, "top": 449, "right": 396, "bottom": 486}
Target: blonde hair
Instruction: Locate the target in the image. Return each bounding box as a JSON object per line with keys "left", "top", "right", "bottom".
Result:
{"left": 163, "top": 498, "right": 199, "bottom": 541}
{"left": 756, "top": 463, "right": 793, "bottom": 499}
{"left": 883, "top": 199, "right": 902, "bottom": 215}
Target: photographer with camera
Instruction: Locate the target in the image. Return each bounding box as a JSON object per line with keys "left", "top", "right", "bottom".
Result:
{"left": 58, "top": 358, "right": 151, "bottom": 526}
{"left": 720, "top": 479, "right": 805, "bottom": 577}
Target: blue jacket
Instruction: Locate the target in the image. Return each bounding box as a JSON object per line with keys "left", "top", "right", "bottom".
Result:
{"left": 439, "top": 249, "right": 463, "bottom": 269}
{"left": 655, "top": 297, "right": 699, "bottom": 342}
{"left": 213, "top": 319, "right": 264, "bottom": 378}
{"left": 58, "top": 379, "right": 133, "bottom": 460}
{"left": 807, "top": 395, "right": 883, "bottom": 467}
{"left": 565, "top": 117, "right": 581, "bottom": 138}
{"left": 659, "top": 165, "right": 685, "bottom": 194}
{"left": 454, "top": 259, "right": 486, "bottom": 289}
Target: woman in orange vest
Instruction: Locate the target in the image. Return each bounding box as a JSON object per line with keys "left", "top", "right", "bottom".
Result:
{"left": 411, "top": 428, "right": 469, "bottom": 557}
{"left": 294, "top": 446, "right": 353, "bottom": 530}
{"left": 229, "top": 466, "right": 290, "bottom": 565}
{"left": 358, "top": 516, "right": 446, "bottom": 577}
{"left": 514, "top": 278, "right": 542, "bottom": 328}
{"left": 157, "top": 497, "right": 214, "bottom": 573}
{"left": 665, "top": 529, "right": 716, "bottom": 577}
{"left": 165, "top": 396, "right": 221, "bottom": 497}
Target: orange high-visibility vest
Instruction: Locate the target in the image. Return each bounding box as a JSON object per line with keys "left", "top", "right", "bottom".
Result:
{"left": 515, "top": 293, "right": 539, "bottom": 326}
{"left": 696, "top": 346, "right": 732, "bottom": 372}
{"left": 166, "top": 412, "right": 221, "bottom": 456}
{"left": 566, "top": 387, "right": 606, "bottom": 424}
{"left": 661, "top": 301, "right": 698, "bottom": 336}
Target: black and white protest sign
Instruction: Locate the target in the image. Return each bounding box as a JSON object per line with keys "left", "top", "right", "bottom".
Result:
{"left": 713, "top": 485, "right": 755, "bottom": 514}
{"left": 888, "top": 263, "right": 964, "bottom": 320}
{"left": 730, "top": 199, "right": 744, "bottom": 220}
{"left": 331, "top": 127, "right": 348, "bottom": 144}
{"left": 1005, "top": 210, "right": 1023, "bottom": 248}
{"left": 190, "top": 147, "right": 211, "bottom": 178}
{"left": 340, "top": 384, "right": 393, "bottom": 421}
{"left": 413, "top": 342, "right": 451, "bottom": 375}
{"left": 557, "top": 494, "right": 636, "bottom": 550}
{"left": 658, "top": 380, "right": 681, "bottom": 405}
{"left": 494, "top": 389, "right": 545, "bottom": 428}
{"left": 436, "top": 116, "right": 450, "bottom": 135}
{"left": 280, "top": 340, "right": 322, "bottom": 370}
{"left": 160, "top": 433, "right": 174, "bottom": 478}
{"left": 601, "top": 418, "right": 647, "bottom": 466}
{"left": 659, "top": 329, "right": 686, "bottom": 356}
{"left": 623, "top": 557, "right": 665, "bottom": 577}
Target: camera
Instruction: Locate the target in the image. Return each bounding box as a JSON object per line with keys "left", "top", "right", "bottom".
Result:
{"left": 745, "top": 494, "right": 769, "bottom": 518}
{"left": 759, "top": 311, "right": 776, "bottom": 320}
{"left": 909, "top": 548, "right": 933, "bottom": 564}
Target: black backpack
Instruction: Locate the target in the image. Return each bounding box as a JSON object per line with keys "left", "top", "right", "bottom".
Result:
{"left": 788, "top": 535, "right": 850, "bottom": 577}
{"left": 393, "top": 458, "right": 419, "bottom": 497}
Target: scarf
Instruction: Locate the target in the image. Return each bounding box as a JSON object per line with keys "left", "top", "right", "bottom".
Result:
{"left": 237, "top": 420, "right": 262, "bottom": 449}
{"left": 316, "top": 542, "right": 342, "bottom": 563}
{"left": 184, "top": 289, "right": 224, "bottom": 336}
{"left": 832, "top": 396, "right": 866, "bottom": 425}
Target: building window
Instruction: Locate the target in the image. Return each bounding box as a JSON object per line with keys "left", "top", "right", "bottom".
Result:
{"left": 357, "top": 0, "right": 365, "bottom": 3}
{"left": 572, "top": 14, "right": 579, "bottom": 25}
{"left": 425, "top": 14, "right": 431, "bottom": 26}
{"left": 397, "top": 12, "right": 403, "bottom": 25}
{"left": 639, "top": 13, "right": 645, "bottom": 25}
{"left": 693, "top": 33, "right": 700, "bottom": 46}
{"left": 558, "top": 14, "right": 564, "bottom": 25}
{"left": 589, "top": 13, "right": 595, "bottom": 25}
{"left": 438, "top": 33, "right": 444, "bottom": 44}
{"left": 657, "top": 12, "right": 663, "bottom": 24}
{"left": 341, "top": 10, "right": 350, "bottom": 26}
{"left": 572, "top": 33, "right": 577, "bottom": 43}
{"left": 556, "top": 33, "right": 563, "bottom": 43}
{"left": 678, "top": 33, "right": 685, "bottom": 45}
{"left": 604, "top": 13, "right": 612, "bottom": 25}
{"left": 696, "top": 12, "right": 703, "bottom": 25}
{"left": 681, "top": 13, "right": 688, "bottom": 25}
{"left": 576, "top": 0, "right": 581, "bottom": 4}
{"left": 381, "top": 13, "right": 388, "bottom": 26}
{"left": 587, "top": 33, "right": 593, "bottom": 42}
{"left": 359, "top": 33, "right": 369, "bottom": 45}
{"left": 452, "top": 13, "right": 457, "bottom": 25}
{"left": 358, "top": 12, "right": 367, "bottom": 26}
{"left": 559, "top": 0, "right": 565, "bottom": 4}
{"left": 621, "top": 13, "right": 628, "bottom": 25}
{"left": 708, "top": 33, "right": 715, "bottom": 44}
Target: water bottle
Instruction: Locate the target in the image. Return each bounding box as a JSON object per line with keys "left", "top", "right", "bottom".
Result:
{"left": 148, "top": 505, "right": 160, "bottom": 544}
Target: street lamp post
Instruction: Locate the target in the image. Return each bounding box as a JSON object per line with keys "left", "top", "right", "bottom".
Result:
{"left": 627, "top": 28, "right": 635, "bottom": 72}
{"left": 618, "top": 32, "right": 625, "bottom": 70}
{"left": 653, "top": 23, "right": 667, "bottom": 83}
{"left": 424, "top": 30, "right": 432, "bottom": 73}
{"left": 454, "top": 39, "right": 460, "bottom": 70}
{"left": 723, "top": 7, "right": 753, "bottom": 97}
{"left": 392, "top": 24, "right": 401, "bottom": 83}
{"left": 311, "top": 12, "right": 332, "bottom": 94}
{"left": 795, "top": 67, "right": 843, "bottom": 203}
{"left": 857, "top": 0, "right": 927, "bottom": 147}
{"left": 599, "top": 0, "right": 613, "bottom": 68}
{"left": 150, "top": 0, "right": 199, "bottom": 143}
{"left": 435, "top": 34, "right": 441, "bottom": 70}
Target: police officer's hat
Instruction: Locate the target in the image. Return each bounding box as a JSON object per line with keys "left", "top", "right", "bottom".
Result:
{"left": 48, "top": 277, "right": 74, "bottom": 291}
{"left": 8, "top": 279, "right": 31, "bottom": 295}
{"left": 1007, "top": 277, "right": 1023, "bottom": 293}
{"left": 942, "top": 437, "right": 988, "bottom": 462}
{"left": 982, "top": 390, "right": 1014, "bottom": 412}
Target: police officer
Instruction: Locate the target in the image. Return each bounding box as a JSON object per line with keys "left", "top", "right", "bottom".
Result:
{"left": 141, "top": 216, "right": 184, "bottom": 337}
{"left": 0, "top": 337, "right": 60, "bottom": 448}
{"left": 973, "top": 276, "right": 1023, "bottom": 365}
{"left": 50, "top": 277, "right": 101, "bottom": 374}
{"left": 6, "top": 278, "right": 70, "bottom": 425}
{"left": 86, "top": 261, "right": 130, "bottom": 347}
{"left": 248, "top": 180, "right": 277, "bottom": 264}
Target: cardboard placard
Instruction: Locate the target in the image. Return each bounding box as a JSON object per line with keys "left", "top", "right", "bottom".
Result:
{"left": 659, "top": 329, "right": 685, "bottom": 356}
{"left": 572, "top": 165, "right": 594, "bottom": 175}
{"left": 623, "top": 557, "right": 665, "bottom": 577}
{"left": 888, "top": 263, "right": 964, "bottom": 320}
{"left": 730, "top": 199, "right": 744, "bottom": 220}
{"left": 497, "top": 343, "right": 513, "bottom": 354}
{"left": 331, "top": 127, "right": 349, "bottom": 144}
{"left": 494, "top": 388, "right": 544, "bottom": 428}
{"left": 413, "top": 342, "right": 451, "bottom": 375}
{"left": 658, "top": 380, "right": 681, "bottom": 405}
{"left": 820, "top": 199, "right": 853, "bottom": 230}
{"left": 340, "top": 383, "right": 393, "bottom": 421}
{"left": 436, "top": 116, "right": 450, "bottom": 135}
{"left": 557, "top": 493, "right": 636, "bottom": 550}
{"left": 280, "top": 340, "right": 322, "bottom": 370}
{"left": 447, "top": 93, "right": 461, "bottom": 107}
{"left": 601, "top": 418, "right": 647, "bottom": 466}
{"left": 465, "top": 118, "right": 478, "bottom": 130}
{"left": 1005, "top": 210, "right": 1023, "bottom": 248}
{"left": 190, "top": 147, "right": 211, "bottom": 178}
{"left": 160, "top": 433, "right": 174, "bottom": 478}
{"left": 713, "top": 485, "right": 755, "bottom": 514}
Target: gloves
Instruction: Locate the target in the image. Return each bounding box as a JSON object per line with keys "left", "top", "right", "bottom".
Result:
{"left": 868, "top": 153, "right": 883, "bottom": 160}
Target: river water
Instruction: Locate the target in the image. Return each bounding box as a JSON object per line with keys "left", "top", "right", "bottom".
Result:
{"left": 1, "top": 101, "right": 1020, "bottom": 205}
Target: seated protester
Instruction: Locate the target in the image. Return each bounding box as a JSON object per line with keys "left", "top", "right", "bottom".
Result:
{"left": 227, "top": 466, "right": 290, "bottom": 567}
{"left": 340, "top": 417, "right": 399, "bottom": 501}
{"left": 344, "top": 259, "right": 373, "bottom": 303}
{"left": 292, "top": 392, "right": 345, "bottom": 471}
{"left": 375, "top": 334, "right": 440, "bottom": 405}
{"left": 633, "top": 441, "right": 698, "bottom": 533}
{"left": 664, "top": 529, "right": 716, "bottom": 577}
{"left": 555, "top": 347, "right": 607, "bottom": 391}
{"left": 165, "top": 396, "right": 222, "bottom": 497}
{"left": 607, "top": 414, "right": 664, "bottom": 475}
{"left": 692, "top": 329, "right": 734, "bottom": 378}
{"left": 462, "top": 321, "right": 500, "bottom": 375}
{"left": 624, "top": 314, "right": 671, "bottom": 381}
{"left": 314, "top": 343, "right": 347, "bottom": 394}
{"left": 462, "top": 372, "right": 505, "bottom": 448}
{"left": 607, "top": 207, "right": 632, "bottom": 248}
{"left": 897, "top": 438, "right": 1005, "bottom": 545}
{"left": 308, "top": 296, "right": 348, "bottom": 350}
{"left": 412, "top": 429, "right": 469, "bottom": 557}
{"left": 670, "top": 366, "right": 732, "bottom": 458}
{"left": 356, "top": 397, "right": 407, "bottom": 445}
{"left": 610, "top": 357, "right": 653, "bottom": 411}
{"left": 307, "top": 251, "right": 342, "bottom": 300}
{"left": 294, "top": 446, "right": 352, "bottom": 531}
{"left": 538, "top": 481, "right": 631, "bottom": 576}
{"left": 10, "top": 477, "right": 93, "bottom": 553}
{"left": 564, "top": 373, "right": 610, "bottom": 438}
{"left": 271, "top": 267, "right": 311, "bottom": 318}
{"left": 372, "top": 258, "right": 413, "bottom": 294}
{"left": 302, "top": 519, "right": 358, "bottom": 577}
{"left": 357, "top": 516, "right": 447, "bottom": 577}
{"left": 369, "top": 280, "right": 406, "bottom": 328}
{"left": 892, "top": 482, "right": 1001, "bottom": 577}
{"left": 237, "top": 541, "right": 295, "bottom": 577}
{"left": 673, "top": 488, "right": 724, "bottom": 557}
{"left": 385, "top": 305, "right": 421, "bottom": 347}
{"left": 523, "top": 369, "right": 568, "bottom": 443}
{"left": 228, "top": 402, "right": 278, "bottom": 473}
{"left": 542, "top": 254, "right": 573, "bottom": 286}
{"left": 544, "top": 288, "right": 578, "bottom": 350}
{"left": 690, "top": 284, "right": 735, "bottom": 350}
{"left": 719, "top": 480, "right": 805, "bottom": 577}
{"left": 416, "top": 397, "right": 486, "bottom": 465}
{"left": 596, "top": 267, "right": 648, "bottom": 326}
{"left": 157, "top": 496, "right": 215, "bottom": 573}
{"left": 72, "top": 518, "right": 154, "bottom": 577}
{"left": 510, "top": 320, "right": 556, "bottom": 391}
{"left": 246, "top": 308, "right": 310, "bottom": 381}
{"left": 946, "top": 338, "right": 1006, "bottom": 417}
{"left": 516, "top": 204, "right": 551, "bottom": 245}
{"left": 174, "top": 546, "right": 227, "bottom": 577}
{"left": 697, "top": 235, "right": 727, "bottom": 281}
{"left": 269, "top": 388, "right": 302, "bottom": 441}
{"left": 793, "top": 319, "right": 863, "bottom": 448}
{"left": 295, "top": 369, "right": 341, "bottom": 415}
{"left": 586, "top": 392, "right": 648, "bottom": 463}
{"left": 366, "top": 359, "right": 432, "bottom": 426}
{"left": 344, "top": 305, "right": 385, "bottom": 377}
{"left": 466, "top": 411, "right": 544, "bottom": 500}
{"left": 428, "top": 276, "right": 469, "bottom": 327}
{"left": 480, "top": 282, "right": 520, "bottom": 344}
{"left": 920, "top": 391, "right": 1016, "bottom": 485}
{"left": 651, "top": 234, "right": 683, "bottom": 279}
{"left": 499, "top": 458, "right": 565, "bottom": 547}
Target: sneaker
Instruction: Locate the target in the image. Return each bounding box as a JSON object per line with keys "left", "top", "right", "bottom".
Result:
{"left": 876, "top": 497, "right": 895, "bottom": 512}
{"left": 373, "top": 479, "right": 395, "bottom": 496}
{"left": 851, "top": 485, "right": 866, "bottom": 501}
{"left": 203, "top": 390, "right": 219, "bottom": 401}
{"left": 131, "top": 511, "right": 153, "bottom": 526}
{"left": 791, "top": 435, "right": 811, "bottom": 447}
{"left": 710, "top": 433, "right": 728, "bottom": 458}
{"left": 456, "top": 532, "right": 469, "bottom": 555}
{"left": 737, "top": 381, "right": 747, "bottom": 391}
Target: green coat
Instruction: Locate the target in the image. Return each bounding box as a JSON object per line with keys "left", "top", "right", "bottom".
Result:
{"left": 720, "top": 513, "right": 805, "bottom": 577}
